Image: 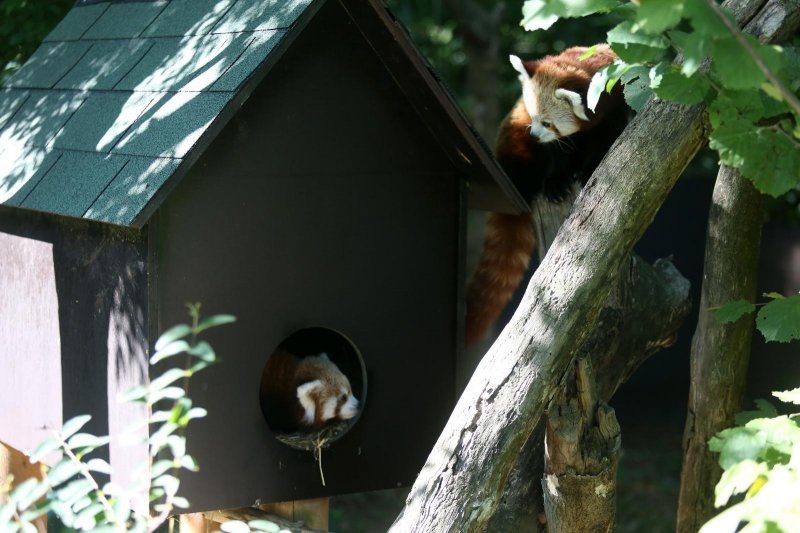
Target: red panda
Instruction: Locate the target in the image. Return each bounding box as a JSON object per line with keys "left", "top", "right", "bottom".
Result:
{"left": 465, "top": 45, "right": 629, "bottom": 345}
{"left": 259, "top": 349, "right": 360, "bottom": 433}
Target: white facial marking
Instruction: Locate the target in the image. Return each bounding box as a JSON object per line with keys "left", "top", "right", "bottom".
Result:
{"left": 321, "top": 396, "right": 338, "bottom": 422}
{"left": 510, "top": 55, "right": 539, "bottom": 120}
{"left": 296, "top": 380, "right": 322, "bottom": 425}
{"left": 555, "top": 88, "right": 589, "bottom": 121}
{"left": 529, "top": 120, "right": 556, "bottom": 143}
{"left": 339, "top": 395, "right": 360, "bottom": 420}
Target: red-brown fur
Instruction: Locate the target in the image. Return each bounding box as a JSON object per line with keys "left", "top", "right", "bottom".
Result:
{"left": 465, "top": 45, "right": 628, "bottom": 345}
{"left": 259, "top": 349, "right": 357, "bottom": 432}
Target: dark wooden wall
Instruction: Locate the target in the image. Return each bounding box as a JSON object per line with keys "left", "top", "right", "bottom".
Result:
{"left": 0, "top": 207, "right": 149, "bottom": 484}
{"left": 153, "top": 0, "right": 463, "bottom": 510}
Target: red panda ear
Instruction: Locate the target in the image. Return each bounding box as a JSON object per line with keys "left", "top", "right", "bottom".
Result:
{"left": 296, "top": 379, "right": 323, "bottom": 425}
{"left": 555, "top": 88, "right": 589, "bottom": 121}
{"left": 509, "top": 55, "right": 539, "bottom": 78}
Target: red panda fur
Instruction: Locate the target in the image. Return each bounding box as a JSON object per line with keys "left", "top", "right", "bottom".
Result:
{"left": 465, "top": 45, "right": 628, "bottom": 345}
{"left": 259, "top": 349, "right": 358, "bottom": 432}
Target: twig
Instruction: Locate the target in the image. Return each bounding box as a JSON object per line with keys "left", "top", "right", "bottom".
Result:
{"left": 58, "top": 436, "right": 123, "bottom": 529}
{"left": 705, "top": 0, "right": 800, "bottom": 115}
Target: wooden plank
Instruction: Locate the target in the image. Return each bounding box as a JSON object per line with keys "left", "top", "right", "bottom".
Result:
{"left": 1, "top": 440, "right": 47, "bottom": 532}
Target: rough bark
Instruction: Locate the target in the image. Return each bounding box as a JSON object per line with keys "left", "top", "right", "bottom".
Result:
{"left": 542, "top": 357, "right": 622, "bottom": 533}
{"left": 674, "top": 1, "right": 800, "bottom": 528}
{"left": 676, "top": 166, "right": 763, "bottom": 532}
{"left": 391, "top": 1, "right": 798, "bottom": 529}
{"left": 488, "top": 193, "right": 691, "bottom": 532}
{"left": 391, "top": 72, "right": 708, "bottom": 533}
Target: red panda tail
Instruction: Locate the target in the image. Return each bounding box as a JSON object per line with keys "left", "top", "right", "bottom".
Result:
{"left": 465, "top": 212, "right": 536, "bottom": 346}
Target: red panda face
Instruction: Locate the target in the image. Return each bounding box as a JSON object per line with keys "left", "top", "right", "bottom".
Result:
{"left": 295, "top": 353, "right": 359, "bottom": 427}
{"left": 509, "top": 54, "right": 592, "bottom": 143}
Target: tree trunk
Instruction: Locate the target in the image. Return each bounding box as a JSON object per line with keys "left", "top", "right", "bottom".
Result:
{"left": 391, "top": 1, "right": 797, "bottom": 530}
{"left": 488, "top": 193, "right": 691, "bottom": 531}
{"left": 391, "top": 71, "right": 708, "bottom": 533}
{"left": 542, "top": 357, "right": 621, "bottom": 533}
{"left": 676, "top": 166, "right": 763, "bottom": 532}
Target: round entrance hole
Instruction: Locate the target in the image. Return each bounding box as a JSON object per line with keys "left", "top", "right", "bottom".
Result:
{"left": 259, "top": 327, "right": 366, "bottom": 450}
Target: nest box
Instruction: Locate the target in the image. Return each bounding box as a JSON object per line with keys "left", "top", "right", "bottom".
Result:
{"left": 0, "top": 0, "right": 525, "bottom": 511}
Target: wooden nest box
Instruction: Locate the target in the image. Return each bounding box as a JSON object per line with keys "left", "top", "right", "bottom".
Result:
{"left": 0, "top": 0, "right": 525, "bottom": 511}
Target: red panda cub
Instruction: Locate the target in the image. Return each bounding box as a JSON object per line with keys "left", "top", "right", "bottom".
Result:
{"left": 260, "top": 349, "right": 359, "bottom": 433}
{"left": 465, "top": 45, "right": 629, "bottom": 345}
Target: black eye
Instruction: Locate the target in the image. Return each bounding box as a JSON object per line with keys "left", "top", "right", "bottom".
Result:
{"left": 542, "top": 120, "right": 553, "bottom": 129}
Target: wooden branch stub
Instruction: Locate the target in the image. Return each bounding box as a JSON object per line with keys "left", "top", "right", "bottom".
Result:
{"left": 543, "top": 357, "right": 621, "bottom": 533}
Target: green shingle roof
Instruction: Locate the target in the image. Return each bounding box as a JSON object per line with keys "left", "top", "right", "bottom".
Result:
{"left": 0, "top": 0, "right": 311, "bottom": 226}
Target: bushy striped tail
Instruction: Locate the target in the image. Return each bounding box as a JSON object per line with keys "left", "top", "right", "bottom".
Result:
{"left": 465, "top": 212, "right": 536, "bottom": 346}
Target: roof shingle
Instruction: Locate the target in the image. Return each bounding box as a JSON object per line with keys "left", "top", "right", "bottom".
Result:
{"left": 0, "top": 0, "right": 312, "bottom": 225}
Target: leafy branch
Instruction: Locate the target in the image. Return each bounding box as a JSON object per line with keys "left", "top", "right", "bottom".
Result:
{"left": 0, "top": 306, "right": 237, "bottom": 532}
{"left": 703, "top": 0, "right": 800, "bottom": 116}
{"left": 522, "top": 0, "right": 800, "bottom": 198}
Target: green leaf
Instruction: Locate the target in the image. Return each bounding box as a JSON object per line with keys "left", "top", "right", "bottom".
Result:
{"left": 634, "top": 0, "right": 684, "bottom": 34}
{"left": 85, "top": 458, "right": 112, "bottom": 475}
{"left": 621, "top": 65, "right": 653, "bottom": 111}
{"left": 220, "top": 521, "right": 251, "bottom": 533}
{"left": 773, "top": 388, "right": 800, "bottom": 405}
{"left": 180, "top": 455, "right": 199, "bottom": 472}
{"left": 66, "top": 433, "right": 110, "bottom": 451}
{"left": 30, "top": 438, "right": 60, "bottom": 463}
{"left": 764, "top": 292, "right": 785, "bottom": 300}
{"left": 73, "top": 502, "right": 104, "bottom": 530}
{"left": 736, "top": 399, "right": 779, "bottom": 425}
{"left": 60, "top": 415, "right": 91, "bottom": 440}
{"left": 709, "top": 120, "right": 800, "bottom": 197}
{"left": 650, "top": 66, "right": 712, "bottom": 105}
{"left": 10, "top": 478, "right": 43, "bottom": 508}
{"left": 756, "top": 295, "right": 800, "bottom": 342}
{"left": 669, "top": 30, "right": 711, "bottom": 77}
{"left": 710, "top": 427, "right": 767, "bottom": 469}
{"left": 248, "top": 519, "right": 282, "bottom": 533}
{"left": 713, "top": 299, "right": 756, "bottom": 324}
{"left": 714, "top": 459, "right": 768, "bottom": 507}
{"left": 150, "top": 368, "right": 189, "bottom": 391}
{"left": 173, "top": 497, "right": 190, "bottom": 509}
{"left": 189, "top": 341, "right": 217, "bottom": 363}
{"left": 746, "top": 416, "right": 800, "bottom": 457}
{"left": 195, "top": 314, "right": 236, "bottom": 334}
{"left": 46, "top": 458, "right": 82, "bottom": 485}
{"left": 54, "top": 479, "right": 94, "bottom": 506}
{"left": 683, "top": 0, "right": 733, "bottom": 38}
{"left": 150, "top": 460, "right": 173, "bottom": 478}
{"left": 150, "top": 340, "right": 190, "bottom": 364}
{"left": 522, "top": 0, "right": 618, "bottom": 31}
{"left": 711, "top": 37, "right": 783, "bottom": 90}
{"left": 155, "top": 324, "right": 191, "bottom": 352}
{"left": 118, "top": 385, "right": 149, "bottom": 404}
{"left": 780, "top": 46, "right": 800, "bottom": 92}
{"left": 588, "top": 69, "right": 610, "bottom": 112}
{"left": 148, "top": 386, "right": 186, "bottom": 403}
{"left": 607, "top": 21, "right": 669, "bottom": 63}
{"left": 152, "top": 474, "right": 180, "bottom": 496}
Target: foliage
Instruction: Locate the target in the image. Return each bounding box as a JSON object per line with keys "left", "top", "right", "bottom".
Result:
{"left": 0, "top": 305, "right": 260, "bottom": 532}
{"left": 700, "top": 391, "right": 800, "bottom": 532}
{"left": 522, "top": 0, "right": 800, "bottom": 198}
{"left": 0, "top": 0, "right": 73, "bottom": 83}
{"left": 702, "top": 290, "right": 800, "bottom": 532}
{"left": 714, "top": 293, "right": 800, "bottom": 343}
